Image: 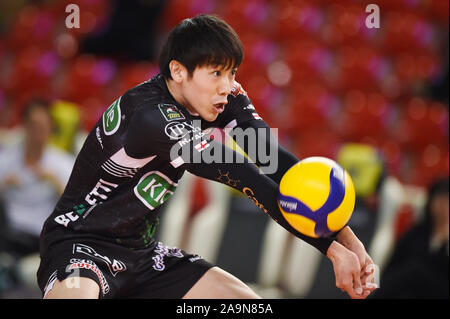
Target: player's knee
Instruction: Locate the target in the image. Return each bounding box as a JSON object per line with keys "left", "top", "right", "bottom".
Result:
{"left": 44, "top": 277, "right": 100, "bottom": 299}
{"left": 185, "top": 267, "right": 261, "bottom": 299}
{"left": 224, "top": 284, "right": 262, "bottom": 299}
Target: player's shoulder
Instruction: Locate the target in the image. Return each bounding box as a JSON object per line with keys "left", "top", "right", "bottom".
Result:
{"left": 123, "top": 75, "right": 187, "bottom": 127}
{"left": 121, "top": 74, "right": 168, "bottom": 109}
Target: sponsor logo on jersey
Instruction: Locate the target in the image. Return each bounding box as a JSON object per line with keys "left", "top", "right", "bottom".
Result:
{"left": 103, "top": 97, "right": 122, "bottom": 136}
{"left": 54, "top": 178, "right": 119, "bottom": 227}
{"left": 243, "top": 187, "right": 269, "bottom": 214}
{"left": 158, "top": 103, "right": 185, "bottom": 122}
{"left": 188, "top": 255, "right": 202, "bottom": 263}
{"left": 152, "top": 242, "right": 184, "bottom": 271}
{"left": 164, "top": 120, "right": 202, "bottom": 140}
{"left": 85, "top": 179, "right": 119, "bottom": 206}
{"left": 194, "top": 140, "right": 210, "bottom": 152}
{"left": 67, "top": 258, "right": 110, "bottom": 295}
{"left": 134, "top": 171, "right": 178, "bottom": 210}
{"left": 73, "top": 243, "right": 127, "bottom": 277}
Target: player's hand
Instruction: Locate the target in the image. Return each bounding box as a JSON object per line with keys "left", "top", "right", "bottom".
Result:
{"left": 326, "top": 240, "right": 368, "bottom": 299}
{"left": 336, "top": 226, "right": 378, "bottom": 296}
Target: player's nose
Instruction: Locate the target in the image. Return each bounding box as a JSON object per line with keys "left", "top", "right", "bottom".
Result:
{"left": 218, "top": 76, "right": 232, "bottom": 96}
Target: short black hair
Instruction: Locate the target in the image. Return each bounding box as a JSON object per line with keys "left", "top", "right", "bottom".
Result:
{"left": 158, "top": 14, "right": 244, "bottom": 79}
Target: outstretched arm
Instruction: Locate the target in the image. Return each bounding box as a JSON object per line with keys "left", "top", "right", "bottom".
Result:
{"left": 180, "top": 136, "right": 334, "bottom": 255}
{"left": 226, "top": 119, "right": 378, "bottom": 298}
{"left": 179, "top": 137, "right": 375, "bottom": 298}
{"left": 124, "top": 103, "right": 376, "bottom": 298}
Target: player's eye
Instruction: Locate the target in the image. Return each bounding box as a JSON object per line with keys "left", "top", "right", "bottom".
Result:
{"left": 213, "top": 70, "right": 221, "bottom": 77}
{"left": 231, "top": 69, "right": 237, "bottom": 76}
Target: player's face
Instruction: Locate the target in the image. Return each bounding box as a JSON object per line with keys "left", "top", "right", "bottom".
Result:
{"left": 182, "top": 65, "right": 237, "bottom": 122}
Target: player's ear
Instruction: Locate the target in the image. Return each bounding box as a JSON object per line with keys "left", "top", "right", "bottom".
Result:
{"left": 169, "top": 60, "right": 187, "bottom": 83}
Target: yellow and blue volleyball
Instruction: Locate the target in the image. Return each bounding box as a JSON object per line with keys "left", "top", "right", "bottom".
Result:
{"left": 278, "top": 157, "right": 355, "bottom": 238}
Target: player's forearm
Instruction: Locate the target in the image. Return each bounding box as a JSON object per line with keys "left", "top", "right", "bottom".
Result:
{"left": 231, "top": 120, "right": 299, "bottom": 185}
{"left": 181, "top": 140, "right": 334, "bottom": 255}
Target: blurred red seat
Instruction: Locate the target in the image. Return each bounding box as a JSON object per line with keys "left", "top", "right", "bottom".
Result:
{"left": 383, "top": 12, "right": 436, "bottom": 55}
{"left": 161, "top": 0, "right": 218, "bottom": 30}
{"left": 274, "top": 1, "right": 325, "bottom": 43}
{"left": 5, "top": 5, "right": 56, "bottom": 52}
{"left": 393, "top": 52, "right": 441, "bottom": 88}
{"left": 409, "top": 147, "right": 449, "bottom": 187}
{"left": 294, "top": 128, "right": 342, "bottom": 159}
{"left": 283, "top": 40, "right": 333, "bottom": 85}
{"left": 61, "top": 55, "right": 117, "bottom": 104}
{"left": 284, "top": 83, "right": 339, "bottom": 134}
{"left": 4, "top": 47, "right": 60, "bottom": 98}
{"left": 339, "top": 90, "right": 395, "bottom": 144}
{"left": 222, "top": 0, "right": 272, "bottom": 33}
{"left": 324, "top": 4, "right": 380, "bottom": 48}
{"left": 381, "top": 0, "right": 424, "bottom": 13}
{"left": 379, "top": 140, "right": 403, "bottom": 178}
{"left": 332, "top": 46, "right": 388, "bottom": 92}
{"left": 396, "top": 98, "right": 448, "bottom": 153}
{"left": 427, "top": 0, "right": 449, "bottom": 26}
{"left": 117, "top": 62, "right": 159, "bottom": 95}
{"left": 240, "top": 34, "right": 279, "bottom": 71}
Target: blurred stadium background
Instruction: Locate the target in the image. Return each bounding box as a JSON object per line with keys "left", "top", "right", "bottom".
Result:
{"left": 0, "top": 0, "right": 448, "bottom": 298}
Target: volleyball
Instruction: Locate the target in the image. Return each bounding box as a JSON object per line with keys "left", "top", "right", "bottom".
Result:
{"left": 278, "top": 157, "right": 356, "bottom": 238}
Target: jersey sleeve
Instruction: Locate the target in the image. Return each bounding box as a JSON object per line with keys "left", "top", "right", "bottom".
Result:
{"left": 180, "top": 137, "right": 335, "bottom": 255}
{"left": 221, "top": 82, "right": 299, "bottom": 184}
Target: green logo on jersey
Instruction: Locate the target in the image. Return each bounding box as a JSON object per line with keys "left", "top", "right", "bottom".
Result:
{"left": 73, "top": 204, "right": 86, "bottom": 215}
{"left": 134, "top": 171, "right": 178, "bottom": 210}
{"left": 103, "top": 97, "right": 122, "bottom": 135}
{"left": 158, "top": 104, "right": 185, "bottom": 122}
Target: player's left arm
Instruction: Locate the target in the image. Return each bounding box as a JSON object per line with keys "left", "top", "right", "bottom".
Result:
{"left": 180, "top": 136, "right": 375, "bottom": 298}
{"left": 178, "top": 136, "right": 334, "bottom": 255}
{"left": 226, "top": 86, "right": 376, "bottom": 296}
{"left": 230, "top": 118, "right": 298, "bottom": 184}
{"left": 335, "top": 226, "right": 378, "bottom": 293}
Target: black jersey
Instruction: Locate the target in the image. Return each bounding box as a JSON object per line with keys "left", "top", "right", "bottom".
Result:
{"left": 41, "top": 74, "right": 334, "bottom": 256}
{"left": 41, "top": 74, "right": 259, "bottom": 251}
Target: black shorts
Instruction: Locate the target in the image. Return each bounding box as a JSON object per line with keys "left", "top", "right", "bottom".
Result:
{"left": 37, "top": 239, "right": 213, "bottom": 299}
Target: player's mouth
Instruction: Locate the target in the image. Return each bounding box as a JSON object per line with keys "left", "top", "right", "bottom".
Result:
{"left": 213, "top": 102, "right": 226, "bottom": 114}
